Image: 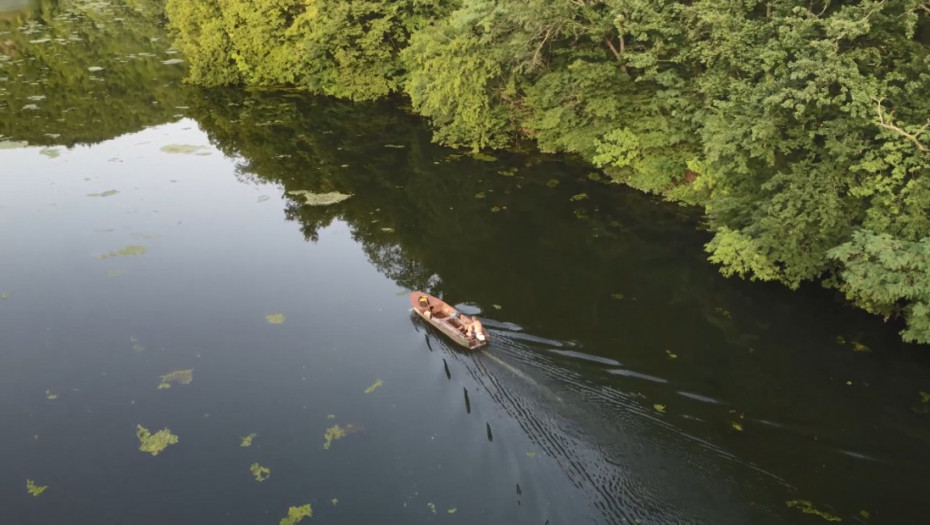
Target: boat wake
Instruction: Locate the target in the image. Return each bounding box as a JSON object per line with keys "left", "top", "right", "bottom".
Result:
{"left": 436, "top": 320, "right": 791, "bottom": 524}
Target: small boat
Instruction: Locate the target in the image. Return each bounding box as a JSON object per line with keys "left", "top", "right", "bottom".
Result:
{"left": 410, "top": 291, "right": 489, "bottom": 349}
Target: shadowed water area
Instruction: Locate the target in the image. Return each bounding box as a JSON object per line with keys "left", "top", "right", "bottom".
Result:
{"left": 2, "top": 1, "right": 930, "bottom": 524}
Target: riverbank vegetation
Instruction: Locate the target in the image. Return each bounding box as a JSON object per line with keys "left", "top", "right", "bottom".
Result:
{"left": 164, "top": 0, "right": 930, "bottom": 344}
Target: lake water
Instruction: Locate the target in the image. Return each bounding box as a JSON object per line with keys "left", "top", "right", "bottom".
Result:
{"left": 2, "top": 2, "right": 930, "bottom": 524}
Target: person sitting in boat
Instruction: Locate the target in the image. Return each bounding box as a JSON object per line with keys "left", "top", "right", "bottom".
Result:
{"left": 463, "top": 316, "right": 486, "bottom": 342}
{"left": 418, "top": 296, "right": 433, "bottom": 319}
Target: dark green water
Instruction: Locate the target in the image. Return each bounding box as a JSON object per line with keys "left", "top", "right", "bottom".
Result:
{"left": 2, "top": 2, "right": 930, "bottom": 524}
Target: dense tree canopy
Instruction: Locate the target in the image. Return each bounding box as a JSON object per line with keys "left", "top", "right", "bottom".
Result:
{"left": 164, "top": 0, "right": 930, "bottom": 343}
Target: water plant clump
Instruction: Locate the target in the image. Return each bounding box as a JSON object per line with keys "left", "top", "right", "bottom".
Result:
{"left": 86, "top": 189, "right": 119, "bottom": 197}
{"left": 250, "top": 462, "right": 270, "bottom": 482}
{"left": 26, "top": 479, "right": 47, "bottom": 496}
{"left": 785, "top": 500, "right": 842, "bottom": 522}
{"left": 136, "top": 425, "right": 179, "bottom": 456}
{"left": 287, "top": 190, "right": 353, "bottom": 206}
{"left": 157, "top": 369, "right": 193, "bottom": 389}
{"left": 279, "top": 504, "right": 312, "bottom": 525}
{"left": 364, "top": 379, "right": 383, "bottom": 394}
{"left": 240, "top": 433, "right": 257, "bottom": 447}
{"left": 97, "top": 245, "right": 147, "bottom": 259}
{"left": 323, "top": 423, "right": 361, "bottom": 450}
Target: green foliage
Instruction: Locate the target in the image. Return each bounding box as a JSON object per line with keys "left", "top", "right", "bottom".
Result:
{"left": 167, "top": 0, "right": 456, "bottom": 100}
{"left": 829, "top": 230, "right": 930, "bottom": 343}
{"left": 402, "top": 2, "right": 517, "bottom": 150}
{"left": 159, "top": 0, "right": 930, "bottom": 343}
{"left": 690, "top": 0, "right": 930, "bottom": 327}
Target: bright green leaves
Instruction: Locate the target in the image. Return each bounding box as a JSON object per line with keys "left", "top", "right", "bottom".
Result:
{"left": 705, "top": 227, "right": 786, "bottom": 285}
{"left": 403, "top": 4, "right": 516, "bottom": 150}
{"left": 593, "top": 128, "right": 641, "bottom": 170}
{"left": 829, "top": 230, "right": 930, "bottom": 343}
{"left": 167, "top": 0, "right": 456, "bottom": 100}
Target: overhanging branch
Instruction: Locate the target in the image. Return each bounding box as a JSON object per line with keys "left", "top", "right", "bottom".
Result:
{"left": 873, "top": 98, "right": 929, "bottom": 153}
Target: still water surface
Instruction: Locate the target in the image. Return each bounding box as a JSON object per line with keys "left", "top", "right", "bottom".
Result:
{"left": 2, "top": 2, "right": 930, "bottom": 524}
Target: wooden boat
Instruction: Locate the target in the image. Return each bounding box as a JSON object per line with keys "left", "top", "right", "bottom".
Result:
{"left": 410, "top": 291, "right": 489, "bottom": 350}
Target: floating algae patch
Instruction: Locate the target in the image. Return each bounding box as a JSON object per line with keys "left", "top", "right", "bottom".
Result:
{"left": 26, "top": 479, "right": 47, "bottom": 496}
{"left": 157, "top": 369, "right": 193, "bottom": 389}
{"left": 653, "top": 404, "right": 666, "bottom": 414}
{"left": 107, "top": 269, "right": 123, "bottom": 277}
{"left": 323, "top": 423, "right": 361, "bottom": 450}
{"left": 0, "top": 140, "right": 29, "bottom": 149}
{"left": 136, "top": 425, "right": 178, "bottom": 456}
{"left": 470, "top": 152, "right": 497, "bottom": 162}
{"left": 427, "top": 502, "right": 436, "bottom": 514}
{"left": 1, "top": 292, "right": 9, "bottom": 300}
{"left": 39, "top": 147, "right": 61, "bottom": 158}
{"left": 97, "top": 245, "right": 146, "bottom": 259}
{"left": 87, "top": 189, "right": 119, "bottom": 197}
{"left": 45, "top": 390, "right": 58, "bottom": 400}
{"left": 266, "top": 313, "right": 285, "bottom": 324}
{"left": 785, "top": 500, "right": 842, "bottom": 522}
{"left": 279, "top": 504, "right": 312, "bottom": 525}
{"left": 160, "top": 144, "right": 209, "bottom": 155}
{"left": 364, "top": 379, "right": 383, "bottom": 394}
{"left": 287, "top": 190, "right": 353, "bottom": 206}
{"left": 240, "top": 433, "right": 256, "bottom": 447}
{"left": 250, "top": 462, "right": 270, "bottom": 482}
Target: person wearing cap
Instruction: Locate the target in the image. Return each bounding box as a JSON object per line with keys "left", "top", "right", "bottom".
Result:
{"left": 418, "top": 296, "right": 433, "bottom": 319}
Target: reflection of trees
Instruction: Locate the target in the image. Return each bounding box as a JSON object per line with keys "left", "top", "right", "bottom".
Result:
{"left": 0, "top": 0, "right": 187, "bottom": 146}
{"left": 185, "top": 88, "right": 918, "bottom": 356}
{"left": 185, "top": 89, "right": 725, "bottom": 337}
